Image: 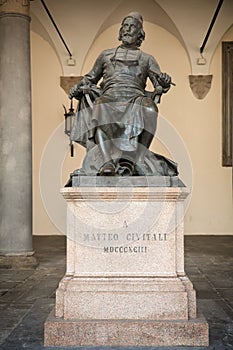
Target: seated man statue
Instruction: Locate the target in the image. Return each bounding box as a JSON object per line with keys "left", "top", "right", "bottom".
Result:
{"left": 69, "top": 12, "right": 178, "bottom": 177}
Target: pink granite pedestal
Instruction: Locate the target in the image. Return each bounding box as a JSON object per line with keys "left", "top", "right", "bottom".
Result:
{"left": 44, "top": 181, "right": 209, "bottom": 346}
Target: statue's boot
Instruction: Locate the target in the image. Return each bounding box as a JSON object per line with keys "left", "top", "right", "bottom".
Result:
{"left": 99, "top": 161, "right": 116, "bottom": 176}
{"left": 117, "top": 159, "right": 134, "bottom": 176}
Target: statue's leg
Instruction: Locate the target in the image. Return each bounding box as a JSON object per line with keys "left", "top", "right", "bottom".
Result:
{"left": 95, "top": 127, "right": 115, "bottom": 176}
{"left": 134, "top": 102, "right": 157, "bottom": 175}
{"left": 136, "top": 130, "right": 154, "bottom": 163}
{"left": 133, "top": 130, "right": 154, "bottom": 175}
{"left": 135, "top": 101, "right": 158, "bottom": 173}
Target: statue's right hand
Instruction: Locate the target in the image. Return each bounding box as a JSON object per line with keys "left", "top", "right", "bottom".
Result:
{"left": 69, "top": 82, "right": 92, "bottom": 99}
{"left": 69, "top": 84, "right": 80, "bottom": 99}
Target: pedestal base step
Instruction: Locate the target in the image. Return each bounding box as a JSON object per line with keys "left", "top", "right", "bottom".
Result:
{"left": 44, "top": 309, "right": 209, "bottom": 347}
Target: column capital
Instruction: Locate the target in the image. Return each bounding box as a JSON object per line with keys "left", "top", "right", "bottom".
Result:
{"left": 0, "top": 0, "right": 30, "bottom": 16}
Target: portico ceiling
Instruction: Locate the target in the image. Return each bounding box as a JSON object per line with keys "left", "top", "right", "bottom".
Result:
{"left": 30, "top": 0, "right": 233, "bottom": 75}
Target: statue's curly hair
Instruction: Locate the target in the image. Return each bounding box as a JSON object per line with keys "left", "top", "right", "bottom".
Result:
{"left": 118, "top": 16, "right": 145, "bottom": 47}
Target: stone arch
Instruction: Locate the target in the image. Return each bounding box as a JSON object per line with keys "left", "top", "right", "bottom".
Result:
{"left": 30, "top": 11, "right": 64, "bottom": 74}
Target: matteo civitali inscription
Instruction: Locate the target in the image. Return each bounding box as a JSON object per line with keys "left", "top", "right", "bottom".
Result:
{"left": 82, "top": 232, "right": 168, "bottom": 253}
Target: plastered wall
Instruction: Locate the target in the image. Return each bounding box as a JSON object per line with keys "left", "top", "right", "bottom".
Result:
{"left": 31, "top": 22, "right": 232, "bottom": 235}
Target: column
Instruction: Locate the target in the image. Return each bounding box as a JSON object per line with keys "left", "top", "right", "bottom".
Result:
{"left": 0, "top": 0, "right": 33, "bottom": 255}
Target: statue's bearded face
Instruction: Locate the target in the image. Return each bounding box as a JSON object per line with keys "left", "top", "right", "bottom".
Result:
{"left": 120, "top": 17, "right": 141, "bottom": 46}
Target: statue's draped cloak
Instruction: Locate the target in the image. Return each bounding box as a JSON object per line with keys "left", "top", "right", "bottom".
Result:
{"left": 70, "top": 46, "right": 178, "bottom": 176}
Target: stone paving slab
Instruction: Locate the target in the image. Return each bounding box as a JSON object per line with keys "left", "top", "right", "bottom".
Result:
{"left": 0, "top": 235, "right": 232, "bottom": 350}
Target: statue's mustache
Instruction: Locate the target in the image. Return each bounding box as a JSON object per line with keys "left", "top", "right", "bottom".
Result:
{"left": 122, "top": 33, "right": 132, "bottom": 37}
{"left": 122, "top": 33, "right": 133, "bottom": 38}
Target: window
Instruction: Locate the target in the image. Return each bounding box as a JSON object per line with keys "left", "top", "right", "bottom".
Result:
{"left": 222, "top": 42, "right": 233, "bottom": 167}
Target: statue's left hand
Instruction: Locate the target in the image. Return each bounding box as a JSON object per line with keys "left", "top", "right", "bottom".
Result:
{"left": 158, "top": 73, "right": 172, "bottom": 88}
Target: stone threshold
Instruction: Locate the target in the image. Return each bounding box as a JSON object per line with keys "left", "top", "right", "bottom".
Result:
{"left": 0, "top": 255, "right": 38, "bottom": 269}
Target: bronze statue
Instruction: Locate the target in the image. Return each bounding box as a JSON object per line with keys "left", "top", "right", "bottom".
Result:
{"left": 69, "top": 12, "right": 177, "bottom": 177}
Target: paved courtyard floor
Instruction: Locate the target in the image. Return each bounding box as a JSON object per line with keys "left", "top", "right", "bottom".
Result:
{"left": 0, "top": 235, "right": 232, "bottom": 350}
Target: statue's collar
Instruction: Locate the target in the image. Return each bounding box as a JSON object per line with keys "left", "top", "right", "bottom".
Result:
{"left": 110, "top": 46, "right": 141, "bottom": 67}
{"left": 119, "top": 44, "right": 139, "bottom": 50}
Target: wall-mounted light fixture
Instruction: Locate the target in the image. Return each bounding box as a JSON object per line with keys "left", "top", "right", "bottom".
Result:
{"left": 40, "top": 0, "right": 76, "bottom": 66}
{"left": 197, "top": 54, "right": 207, "bottom": 65}
{"left": 198, "top": 0, "right": 224, "bottom": 63}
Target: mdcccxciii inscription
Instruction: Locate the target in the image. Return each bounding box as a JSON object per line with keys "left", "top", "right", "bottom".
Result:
{"left": 82, "top": 232, "right": 168, "bottom": 253}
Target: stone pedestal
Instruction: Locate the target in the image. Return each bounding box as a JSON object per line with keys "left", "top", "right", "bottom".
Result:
{"left": 44, "top": 177, "right": 209, "bottom": 347}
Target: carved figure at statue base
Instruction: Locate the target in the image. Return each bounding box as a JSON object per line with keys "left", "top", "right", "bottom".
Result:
{"left": 69, "top": 12, "right": 177, "bottom": 177}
